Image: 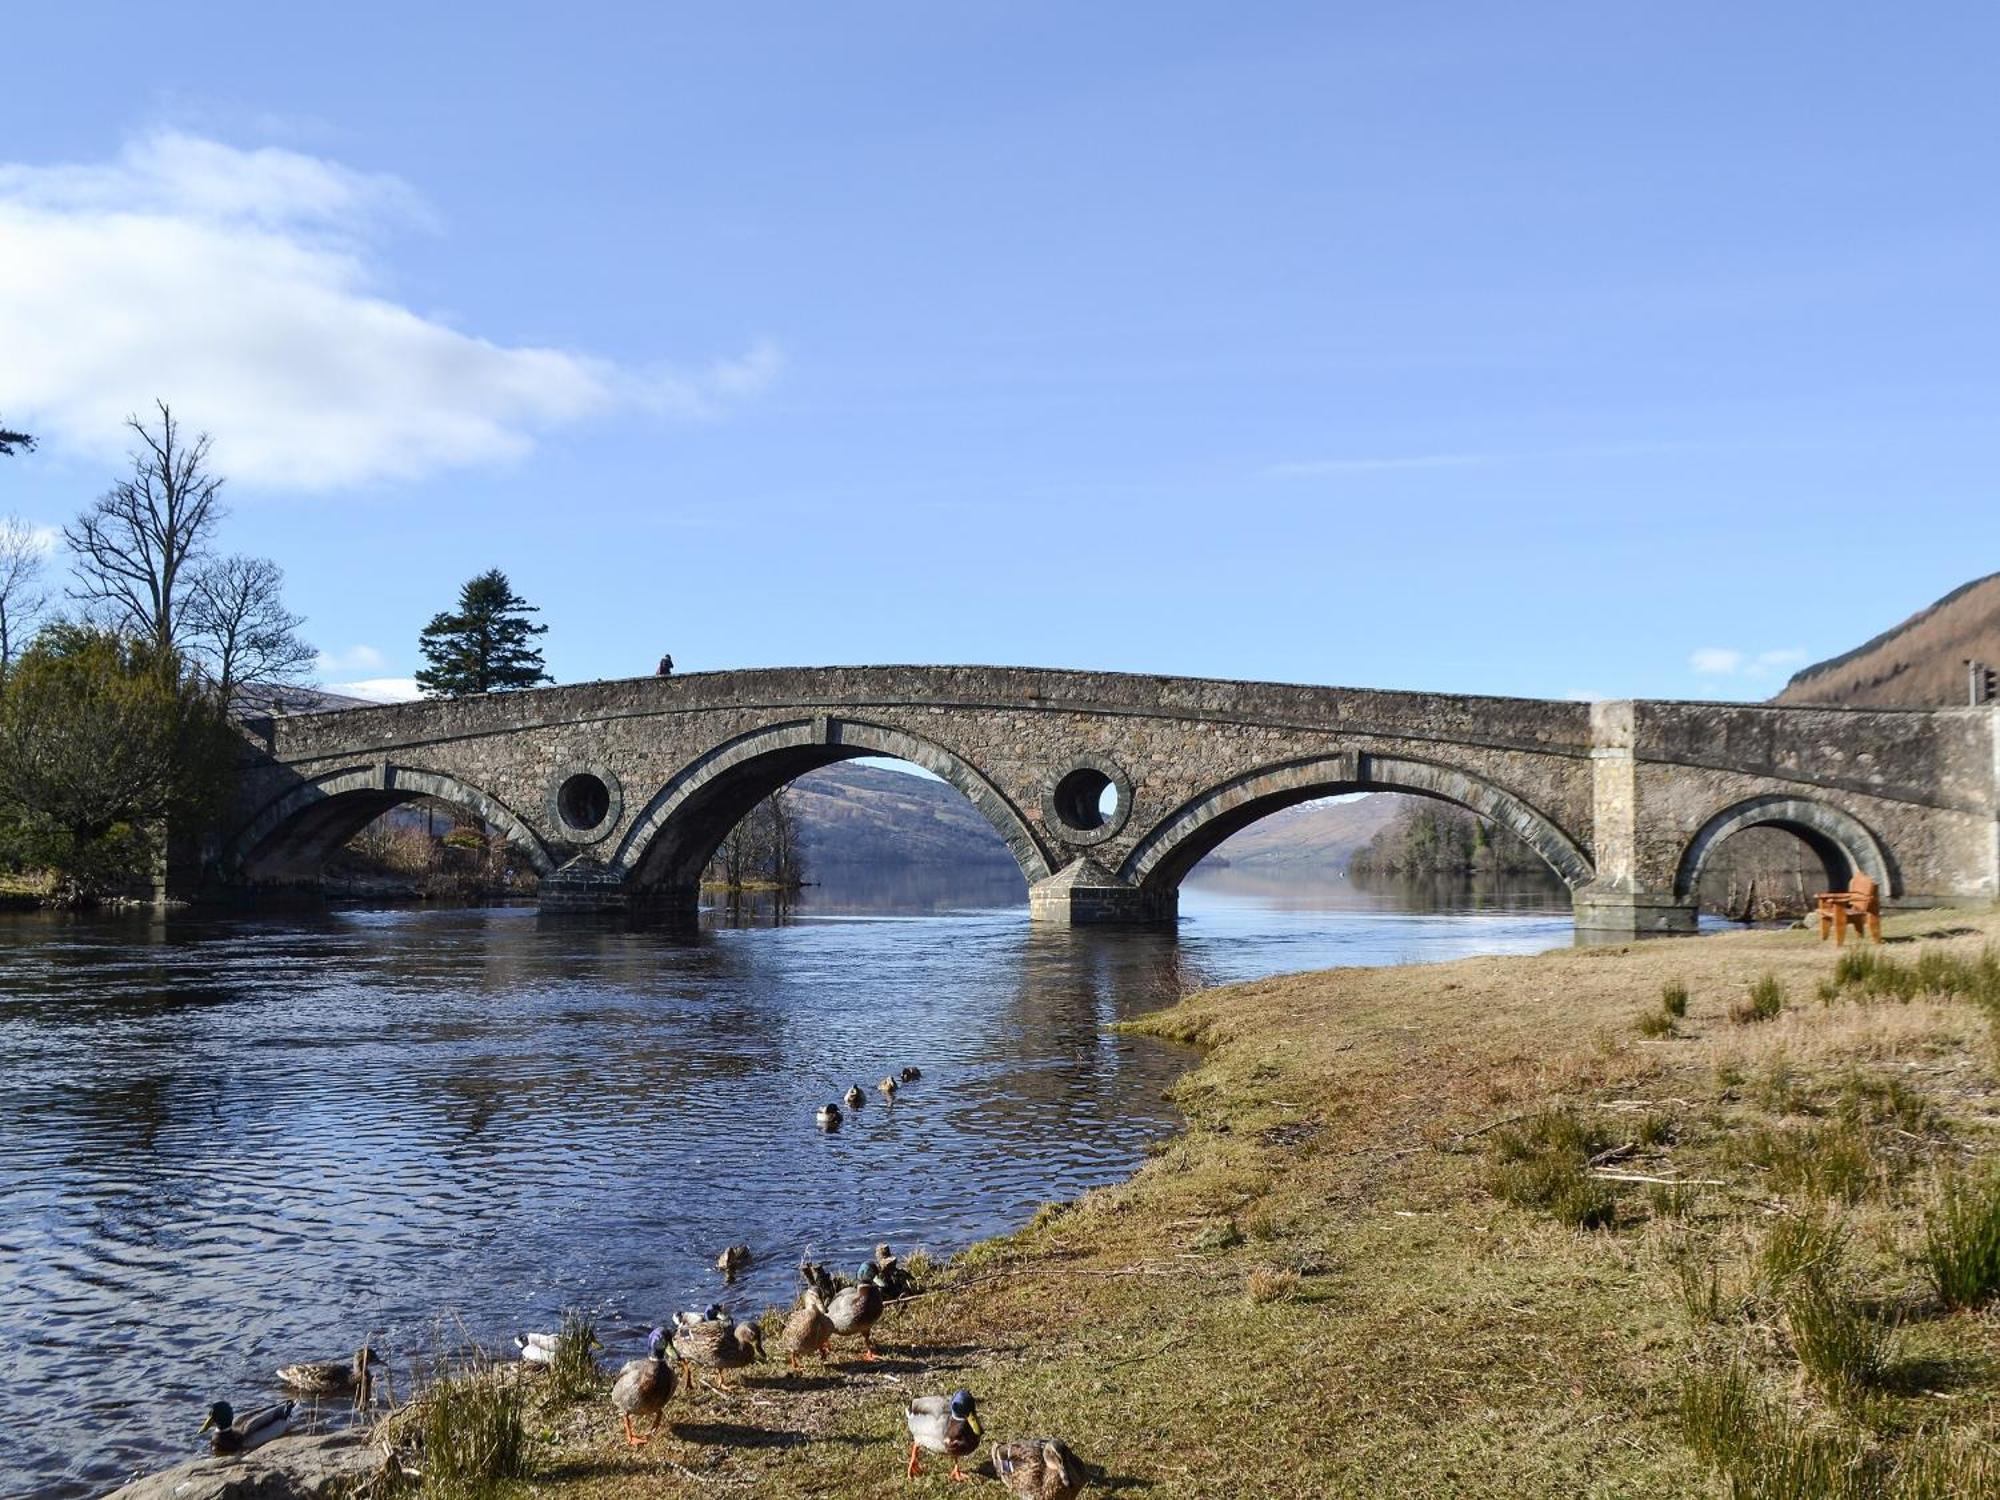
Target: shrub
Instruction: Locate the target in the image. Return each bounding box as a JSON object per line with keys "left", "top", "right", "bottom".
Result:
{"left": 1922, "top": 1170, "right": 2000, "bottom": 1310}
{"left": 1661, "top": 979, "right": 1689, "bottom": 1019}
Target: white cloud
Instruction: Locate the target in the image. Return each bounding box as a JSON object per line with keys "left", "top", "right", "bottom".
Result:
{"left": 314, "top": 643, "right": 386, "bottom": 673}
{"left": 1690, "top": 646, "right": 1809, "bottom": 679}
{"left": 327, "top": 676, "right": 422, "bottom": 703}
{"left": 0, "top": 131, "right": 780, "bottom": 491}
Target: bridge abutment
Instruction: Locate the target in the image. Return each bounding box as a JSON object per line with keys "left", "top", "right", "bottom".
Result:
{"left": 1571, "top": 885, "right": 1699, "bottom": 938}
{"left": 1028, "top": 858, "right": 1177, "bottom": 926}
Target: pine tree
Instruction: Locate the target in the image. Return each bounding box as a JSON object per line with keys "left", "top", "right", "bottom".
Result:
{"left": 414, "top": 569, "right": 551, "bottom": 696}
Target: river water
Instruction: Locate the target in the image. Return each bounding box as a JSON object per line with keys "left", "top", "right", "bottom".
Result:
{"left": 0, "top": 867, "right": 1570, "bottom": 1499}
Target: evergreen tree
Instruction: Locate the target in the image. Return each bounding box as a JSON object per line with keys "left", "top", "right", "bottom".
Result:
{"left": 415, "top": 569, "right": 551, "bottom": 696}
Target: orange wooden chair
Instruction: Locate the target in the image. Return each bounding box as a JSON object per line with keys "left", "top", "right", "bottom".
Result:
{"left": 1815, "top": 872, "right": 1880, "bottom": 946}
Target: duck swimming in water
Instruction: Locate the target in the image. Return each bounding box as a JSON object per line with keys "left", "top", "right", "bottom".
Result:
{"left": 899, "top": 1066, "right": 922, "bottom": 1083}
{"left": 843, "top": 1084, "right": 866, "bottom": 1108}
{"left": 275, "top": 1347, "right": 376, "bottom": 1395}
{"left": 816, "top": 1103, "right": 842, "bottom": 1130}
{"left": 877, "top": 1076, "right": 898, "bottom": 1100}
{"left": 716, "top": 1243, "right": 751, "bottom": 1280}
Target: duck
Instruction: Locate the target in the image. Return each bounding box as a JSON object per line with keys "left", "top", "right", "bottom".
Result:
{"left": 816, "top": 1103, "right": 843, "bottom": 1131}
{"left": 992, "top": 1438, "right": 1086, "bottom": 1499}
{"left": 843, "top": 1084, "right": 866, "bottom": 1109}
{"left": 825, "top": 1263, "right": 885, "bottom": 1360}
{"left": 671, "top": 1313, "right": 764, "bottom": 1394}
{"left": 716, "top": 1243, "right": 752, "bottom": 1280}
{"left": 198, "top": 1399, "right": 295, "bottom": 1456}
{"left": 608, "top": 1327, "right": 676, "bottom": 1447}
{"left": 275, "top": 1347, "right": 376, "bottom": 1395}
{"left": 515, "top": 1331, "right": 559, "bottom": 1365}
{"left": 779, "top": 1287, "right": 835, "bottom": 1370}
{"left": 877, "top": 1076, "right": 898, "bottom": 1101}
{"left": 799, "top": 1258, "right": 844, "bottom": 1303}
{"left": 905, "top": 1388, "right": 981, "bottom": 1480}
{"left": 899, "top": 1066, "right": 922, "bottom": 1083}
{"left": 872, "top": 1242, "right": 918, "bottom": 1301}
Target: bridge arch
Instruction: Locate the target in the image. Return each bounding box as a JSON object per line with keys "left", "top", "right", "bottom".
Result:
{"left": 1120, "top": 751, "right": 1595, "bottom": 902}
{"left": 228, "top": 764, "right": 557, "bottom": 884}
{"left": 1673, "top": 794, "right": 1895, "bottom": 901}
{"left": 611, "top": 717, "right": 1054, "bottom": 896}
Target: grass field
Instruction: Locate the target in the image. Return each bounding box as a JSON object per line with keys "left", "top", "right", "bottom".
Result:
{"left": 382, "top": 910, "right": 2000, "bottom": 1498}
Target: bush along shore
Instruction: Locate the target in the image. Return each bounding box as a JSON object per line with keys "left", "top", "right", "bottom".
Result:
{"left": 117, "top": 910, "right": 2000, "bottom": 1498}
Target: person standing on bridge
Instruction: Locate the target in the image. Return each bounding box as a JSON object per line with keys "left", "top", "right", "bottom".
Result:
{"left": 657, "top": 654, "right": 674, "bottom": 676}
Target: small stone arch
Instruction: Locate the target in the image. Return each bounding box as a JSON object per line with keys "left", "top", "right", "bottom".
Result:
{"left": 1674, "top": 795, "right": 1894, "bottom": 900}
{"left": 612, "top": 717, "right": 1054, "bottom": 894}
{"left": 1120, "top": 750, "right": 1595, "bottom": 899}
{"left": 228, "top": 763, "right": 557, "bottom": 882}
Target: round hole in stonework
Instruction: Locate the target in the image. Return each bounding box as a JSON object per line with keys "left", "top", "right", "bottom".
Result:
{"left": 557, "top": 772, "right": 611, "bottom": 832}
{"left": 1052, "top": 766, "right": 1117, "bottom": 832}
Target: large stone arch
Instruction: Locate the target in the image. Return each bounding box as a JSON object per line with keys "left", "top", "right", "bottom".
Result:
{"left": 228, "top": 763, "right": 557, "bottom": 883}
{"left": 1120, "top": 750, "right": 1595, "bottom": 900}
{"left": 1673, "top": 794, "right": 1895, "bottom": 900}
{"left": 611, "top": 717, "right": 1054, "bottom": 897}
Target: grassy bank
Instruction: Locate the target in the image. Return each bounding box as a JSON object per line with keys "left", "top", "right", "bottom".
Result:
{"left": 379, "top": 911, "right": 2000, "bottom": 1497}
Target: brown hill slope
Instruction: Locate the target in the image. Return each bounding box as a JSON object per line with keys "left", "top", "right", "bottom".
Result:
{"left": 1775, "top": 571, "right": 2000, "bottom": 707}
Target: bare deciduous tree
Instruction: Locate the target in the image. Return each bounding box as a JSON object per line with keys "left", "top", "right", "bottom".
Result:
{"left": 184, "top": 554, "right": 316, "bottom": 701}
{"left": 64, "top": 401, "right": 224, "bottom": 655}
{"left": 0, "top": 517, "right": 50, "bottom": 676}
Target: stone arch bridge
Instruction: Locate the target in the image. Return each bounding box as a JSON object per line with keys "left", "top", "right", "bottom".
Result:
{"left": 212, "top": 666, "right": 2000, "bottom": 936}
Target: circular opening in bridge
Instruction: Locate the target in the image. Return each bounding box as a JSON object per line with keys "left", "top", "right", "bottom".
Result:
{"left": 557, "top": 773, "right": 611, "bottom": 832}
{"left": 1052, "top": 767, "right": 1117, "bottom": 832}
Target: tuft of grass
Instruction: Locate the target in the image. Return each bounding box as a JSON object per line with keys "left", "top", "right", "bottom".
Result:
{"left": 1837, "top": 1068, "right": 1936, "bottom": 1135}
{"left": 1490, "top": 1108, "right": 1612, "bottom": 1163}
{"left": 1893, "top": 1432, "right": 2000, "bottom": 1499}
{"left": 1189, "top": 1217, "right": 1245, "bottom": 1253}
{"left": 1246, "top": 1267, "right": 1301, "bottom": 1304}
{"left": 1731, "top": 973, "right": 1785, "bottom": 1024}
{"left": 1922, "top": 1170, "right": 2000, "bottom": 1310}
{"left": 417, "top": 1368, "right": 528, "bottom": 1498}
{"left": 1634, "top": 1111, "right": 1675, "bottom": 1148}
{"left": 1677, "top": 1358, "right": 1761, "bottom": 1472}
{"left": 546, "top": 1310, "right": 602, "bottom": 1403}
{"left": 1732, "top": 1122, "right": 1877, "bottom": 1204}
{"left": 1636, "top": 1009, "right": 1674, "bottom": 1039}
{"left": 1487, "top": 1108, "right": 1617, "bottom": 1229}
{"left": 1832, "top": 944, "right": 2000, "bottom": 1012}
{"left": 1759, "top": 1212, "right": 1848, "bottom": 1291}
{"left": 1648, "top": 1179, "right": 1700, "bottom": 1220}
{"left": 1783, "top": 1279, "right": 1894, "bottom": 1407}
{"left": 1669, "top": 1242, "right": 1738, "bottom": 1324}
{"left": 1661, "top": 979, "right": 1689, "bottom": 1019}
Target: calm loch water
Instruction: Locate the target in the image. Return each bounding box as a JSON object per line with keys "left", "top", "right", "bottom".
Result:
{"left": 0, "top": 868, "right": 1570, "bottom": 1498}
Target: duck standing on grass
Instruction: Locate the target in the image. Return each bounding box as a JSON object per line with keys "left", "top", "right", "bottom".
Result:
{"left": 780, "top": 1287, "right": 835, "bottom": 1369}
{"left": 672, "top": 1312, "right": 764, "bottom": 1394}
{"left": 826, "top": 1263, "right": 885, "bottom": 1360}
{"left": 992, "top": 1437, "right": 1086, "bottom": 1499}
{"left": 906, "top": 1388, "right": 981, "bottom": 1480}
{"left": 873, "top": 1242, "right": 918, "bottom": 1300}
{"left": 609, "top": 1327, "right": 676, "bottom": 1447}
{"left": 198, "top": 1399, "right": 295, "bottom": 1455}
{"left": 276, "top": 1347, "right": 376, "bottom": 1395}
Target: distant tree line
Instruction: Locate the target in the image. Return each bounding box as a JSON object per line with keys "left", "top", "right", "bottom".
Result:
{"left": 708, "top": 784, "right": 808, "bottom": 893}
{"left": 1348, "top": 800, "right": 1547, "bottom": 881}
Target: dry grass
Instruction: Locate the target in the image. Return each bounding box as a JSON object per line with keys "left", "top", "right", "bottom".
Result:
{"left": 360, "top": 911, "right": 2000, "bottom": 1497}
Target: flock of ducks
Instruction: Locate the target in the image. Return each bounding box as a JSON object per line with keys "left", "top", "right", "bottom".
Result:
{"left": 588, "top": 1246, "right": 1084, "bottom": 1494}
{"left": 819, "top": 1065, "right": 921, "bottom": 1130}
{"left": 195, "top": 1064, "right": 1088, "bottom": 1493}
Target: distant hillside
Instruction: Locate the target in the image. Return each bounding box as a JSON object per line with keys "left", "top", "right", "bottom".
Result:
{"left": 1776, "top": 572, "right": 2000, "bottom": 708}
{"left": 792, "top": 768, "right": 1418, "bottom": 876}
{"left": 790, "top": 762, "right": 1022, "bottom": 871}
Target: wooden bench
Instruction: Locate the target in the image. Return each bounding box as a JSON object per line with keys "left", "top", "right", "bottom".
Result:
{"left": 1815, "top": 872, "right": 1881, "bottom": 946}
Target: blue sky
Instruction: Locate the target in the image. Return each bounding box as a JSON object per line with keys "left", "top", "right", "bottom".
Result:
{"left": 1, "top": 4, "right": 1995, "bottom": 703}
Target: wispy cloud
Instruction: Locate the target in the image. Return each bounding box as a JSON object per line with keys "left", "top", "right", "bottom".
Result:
{"left": 1690, "top": 646, "right": 1810, "bottom": 679}
{"left": 314, "top": 644, "right": 386, "bottom": 674}
{"left": 0, "top": 131, "right": 781, "bottom": 491}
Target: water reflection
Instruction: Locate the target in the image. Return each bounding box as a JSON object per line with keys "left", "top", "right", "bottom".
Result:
{"left": 0, "top": 864, "right": 1568, "bottom": 1498}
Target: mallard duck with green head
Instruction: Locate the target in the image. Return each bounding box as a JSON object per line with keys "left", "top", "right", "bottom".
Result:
{"left": 825, "top": 1263, "right": 884, "bottom": 1360}
{"left": 609, "top": 1327, "right": 676, "bottom": 1446}
{"left": 816, "top": 1103, "right": 843, "bottom": 1130}
{"left": 275, "top": 1347, "right": 376, "bottom": 1394}
{"left": 992, "top": 1437, "right": 1086, "bottom": 1498}
{"left": 906, "top": 1388, "right": 981, "bottom": 1480}
{"left": 198, "top": 1399, "right": 295, "bottom": 1455}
